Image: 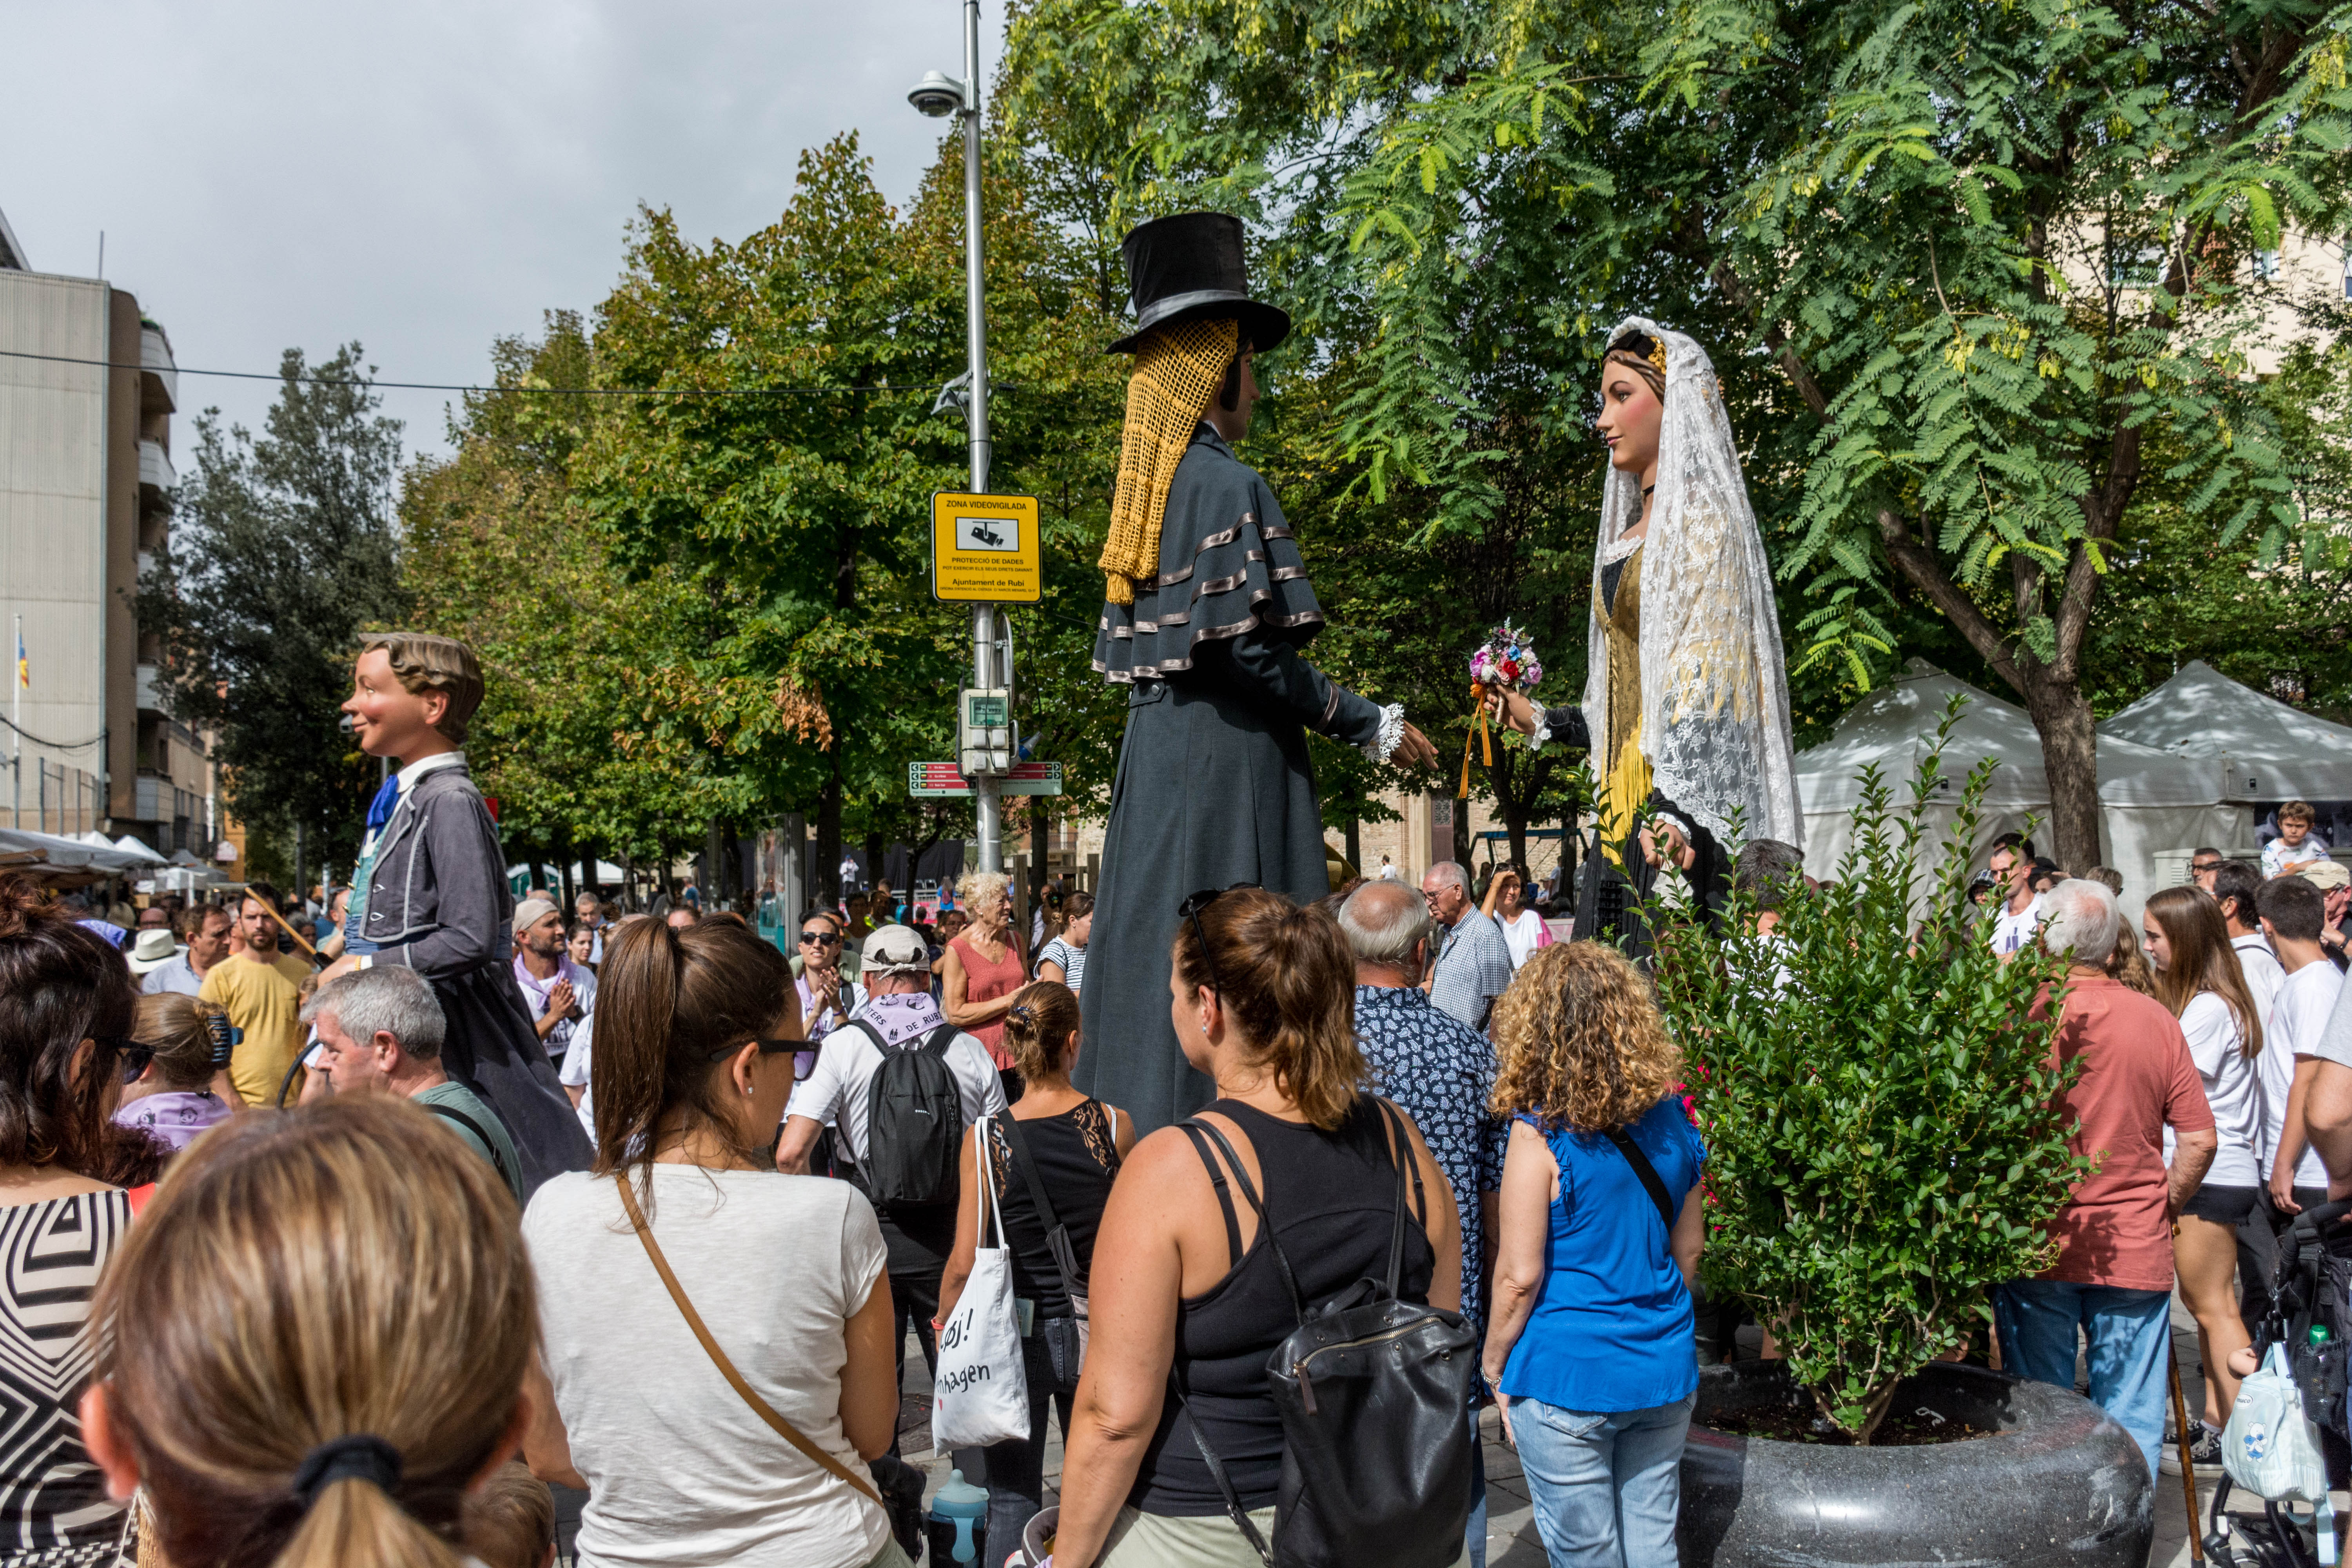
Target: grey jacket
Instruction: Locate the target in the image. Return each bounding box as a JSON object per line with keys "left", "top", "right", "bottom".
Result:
{"left": 360, "top": 761, "right": 512, "bottom": 980}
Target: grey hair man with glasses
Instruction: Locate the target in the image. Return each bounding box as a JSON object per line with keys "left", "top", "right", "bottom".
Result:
{"left": 1419, "top": 860, "right": 1514, "bottom": 1031}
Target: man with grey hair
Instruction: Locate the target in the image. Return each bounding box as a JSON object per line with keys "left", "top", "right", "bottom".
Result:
{"left": 1994, "top": 877, "right": 2214, "bottom": 1481}
{"left": 1421, "top": 860, "right": 1514, "bottom": 1031}
{"left": 1341, "top": 878, "right": 1506, "bottom": 1568}
{"left": 304, "top": 967, "right": 523, "bottom": 1203}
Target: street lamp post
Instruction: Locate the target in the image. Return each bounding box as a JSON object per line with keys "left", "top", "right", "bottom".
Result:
{"left": 911, "top": 0, "right": 1002, "bottom": 876}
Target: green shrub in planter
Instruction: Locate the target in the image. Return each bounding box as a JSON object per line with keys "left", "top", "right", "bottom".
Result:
{"left": 1648, "top": 713, "right": 2089, "bottom": 1443}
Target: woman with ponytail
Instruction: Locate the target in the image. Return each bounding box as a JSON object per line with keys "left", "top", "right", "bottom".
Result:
{"left": 0, "top": 871, "right": 143, "bottom": 1562}
{"left": 939, "top": 980, "right": 1135, "bottom": 1550}
{"left": 83, "top": 1094, "right": 532, "bottom": 1568}
{"left": 521, "top": 915, "right": 908, "bottom": 1568}
{"left": 1051, "top": 888, "right": 1460, "bottom": 1568}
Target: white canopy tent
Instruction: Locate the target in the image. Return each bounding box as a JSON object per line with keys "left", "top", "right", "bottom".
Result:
{"left": 1796, "top": 661, "right": 2237, "bottom": 914}
{"left": 2100, "top": 659, "right": 2352, "bottom": 805}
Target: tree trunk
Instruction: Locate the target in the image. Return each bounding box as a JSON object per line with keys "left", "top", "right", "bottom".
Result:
{"left": 1031, "top": 802, "right": 1051, "bottom": 934}
{"left": 815, "top": 759, "right": 844, "bottom": 909}
{"left": 554, "top": 826, "right": 576, "bottom": 913}
{"left": 1343, "top": 818, "right": 1361, "bottom": 877}
{"left": 2018, "top": 675, "right": 2103, "bottom": 874}
{"left": 528, "top": 851, "right": 547, "bottom": 896}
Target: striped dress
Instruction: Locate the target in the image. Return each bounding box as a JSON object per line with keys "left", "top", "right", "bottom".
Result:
{"left": 0, "top": 1191, "right": 132, "bottom": 1567}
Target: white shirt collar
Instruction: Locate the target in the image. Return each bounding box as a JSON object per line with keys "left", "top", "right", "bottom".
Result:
{"left": 396, "top": 750, "right": 468, "bottom": 795}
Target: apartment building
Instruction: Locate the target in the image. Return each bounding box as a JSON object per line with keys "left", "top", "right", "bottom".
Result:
{"left": 0, "top": 204, "right": 213, "bottom": 854}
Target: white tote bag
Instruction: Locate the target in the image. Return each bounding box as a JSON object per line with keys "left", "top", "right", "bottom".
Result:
{"left": 931, "top": 1114, "right": 1031, "bottom": 1450}
{"left": 2223, "top": 1342, "right": 2331, "bottom": 1504}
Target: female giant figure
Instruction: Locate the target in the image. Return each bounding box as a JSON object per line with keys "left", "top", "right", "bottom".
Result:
{"left": 1495, "top": 319, "right": 1804, "bottom": 953}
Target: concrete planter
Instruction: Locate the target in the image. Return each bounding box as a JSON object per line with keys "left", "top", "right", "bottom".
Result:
{"left": 1679, "top": 1360, "right": 2152, "bottom": 1566}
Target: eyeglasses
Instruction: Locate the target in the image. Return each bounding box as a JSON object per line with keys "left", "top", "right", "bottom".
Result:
{"left": 1176, "top": 883, "right": 1261, "bottom": 1000}
{"left": 711, "top": 1036, "right": 803, "bottom": 1063}
{"left": 2190, "top": 860, "right": 2223, "bottom": 873}
{"left": 799, "top": 930, "right": 841, "bottom": 945}
{"left": 795, "top": 1048, "right": 818, "bottom": 1082}
{"left": 103, "top": 1036, "right": 154, "bottom": 1083}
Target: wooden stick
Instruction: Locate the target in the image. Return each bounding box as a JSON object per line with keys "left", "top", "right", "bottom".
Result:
{"left": 2169, "top": 1337, "right": 2205, "bottom": 1565}
{"left": 250, "top": 897, "right": 319, "bottom": 960}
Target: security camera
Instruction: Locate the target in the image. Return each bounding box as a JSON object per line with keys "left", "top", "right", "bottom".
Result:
{"left": 907, "top": 71, "right": 967, "bottom": 118}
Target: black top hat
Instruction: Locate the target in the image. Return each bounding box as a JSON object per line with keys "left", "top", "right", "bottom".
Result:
{"left": 1108, "top": 212, "right": 1291, "bottom": 355}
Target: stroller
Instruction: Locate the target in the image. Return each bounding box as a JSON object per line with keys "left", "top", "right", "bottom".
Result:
{"left": 2207, "top": 1199, "right": 2352, "bottom": 1568}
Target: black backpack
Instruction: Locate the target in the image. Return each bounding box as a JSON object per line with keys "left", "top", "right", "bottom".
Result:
{"left": 1173, "top": 1099, "right": 1476, "bottom": 1568}
{"left": 854, "top": 1020, "right": 965, "bottom": 1207}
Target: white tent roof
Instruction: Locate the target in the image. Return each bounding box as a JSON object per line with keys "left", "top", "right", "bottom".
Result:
{"left": 2099, "top": 659, "right": 2352, "bottom": 801}
{"left": 1797, "top": 661, "right": 2215, "bottom": 811}
{"left": 78, "top": 832, "right": 167, "bottom": 864}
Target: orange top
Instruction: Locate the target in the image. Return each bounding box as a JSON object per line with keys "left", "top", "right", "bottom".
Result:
{"left": 950, "top": 933, "right": 1028, "bottom": 1069}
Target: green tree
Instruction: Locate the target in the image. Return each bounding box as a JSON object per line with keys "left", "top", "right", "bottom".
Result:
{"left": 1006, "top": 0, "right": 2350, "bottom": 872}
{"left": 138, "top": 344, "right": 408, "bottom": 869}
{"left": 400, "top": 313, "right": 717, "bottom": 895}
{"left": 575, "top": 133, "right": 1128, "bottom": 902}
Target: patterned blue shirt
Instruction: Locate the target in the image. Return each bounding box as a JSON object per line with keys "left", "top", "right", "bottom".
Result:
{"left": 1354, "top": 984, "right": 1510, "bottom": 1336}
{"left": 1429, "top": 907, "right": 1515, "bottom": 1032}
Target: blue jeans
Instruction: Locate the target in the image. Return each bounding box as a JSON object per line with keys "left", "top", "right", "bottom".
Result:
{"left": 1994, "top": 1279, "right": 2170, "bottom": 1481}
{"left": 983, "top": 1332, "right": 1072, "bottom": 1556}
{"left": 1510, "top": 1394, "right": 1694, "bottom": 1568}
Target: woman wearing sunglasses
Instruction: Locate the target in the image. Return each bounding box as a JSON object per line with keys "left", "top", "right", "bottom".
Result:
{"left": 522, "top": 916, "right": 911, "bottom": 1568}
{"left": 797, "top": 911, "right": 867, "bottom": 1043}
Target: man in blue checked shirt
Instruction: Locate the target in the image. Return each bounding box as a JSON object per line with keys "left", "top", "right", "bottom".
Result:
{"left": 1341, "top": 877, "right": 1509, "bottom": 1568}
{"left": 1422, "top": 861, "right": 1515, "bottom": 1032}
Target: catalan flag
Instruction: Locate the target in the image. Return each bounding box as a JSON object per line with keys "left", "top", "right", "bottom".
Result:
{"left": 13, "top": 630, "right": 22, "bottom": 690}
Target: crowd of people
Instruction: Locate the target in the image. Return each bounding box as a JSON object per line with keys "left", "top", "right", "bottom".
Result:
{"left": 10, "top": 626, "right": 2352, "bottom": 1568}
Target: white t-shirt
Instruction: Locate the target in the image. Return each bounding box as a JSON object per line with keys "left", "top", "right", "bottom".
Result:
{"left": 2180, "top": 991, "right": 2262, "bottom": 1188}
{"left": 2311, "top": 968, "right": 2352, "bottom": 1072}
{"left": 2233, "top": 935, "right": 2285, "bottom": 1034}
{"left": 1989, "top": 894, "right": 2045, "bottom": 956}
{"left": 560, "top": 1013, "right": 597, "bottom": 1143}
{"left": 523, "top": 1167, "right": 891, "bottom": 1568}
{"left": 1496, "top": 908, "right": 1548, "bottom": 971}
{"left": 784, "top": 1022, "right": 1005, "bottom": 1167}
{"left": 2263, "top": 960, "right": 2347, "bottom": 1190}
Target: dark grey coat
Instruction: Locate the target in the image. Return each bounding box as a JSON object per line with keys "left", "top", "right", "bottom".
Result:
{"left": 1074, "top": 426, "right": 1383, "bottom": 1135}
{"left": 359, "top": 760, "right": 593, "bottom": 1195}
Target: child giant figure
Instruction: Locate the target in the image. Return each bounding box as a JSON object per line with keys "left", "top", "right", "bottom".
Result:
{"left": 322, "top": 633, "right": 593, "bottom": 1192}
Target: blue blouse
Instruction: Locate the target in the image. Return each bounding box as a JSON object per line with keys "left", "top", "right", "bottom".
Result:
{"left": 1498, "top": 1096, "right": 1704, "bottom": 1414}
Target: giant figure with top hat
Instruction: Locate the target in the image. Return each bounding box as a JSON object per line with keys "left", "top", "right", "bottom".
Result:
{"left": 1073, "top": 212, "right": 1437, "bottom": 1134}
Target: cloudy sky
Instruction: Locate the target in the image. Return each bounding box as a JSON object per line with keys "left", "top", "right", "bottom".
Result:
{"left": 1, "top": 0, "right": 1000, "bottom": 459}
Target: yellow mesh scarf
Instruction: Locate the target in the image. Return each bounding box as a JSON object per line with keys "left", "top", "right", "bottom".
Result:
{"left": 1100, "top": 318, "right": 1239, "bottom": 605}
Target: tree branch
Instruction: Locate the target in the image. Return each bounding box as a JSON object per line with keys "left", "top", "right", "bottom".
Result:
{"left": 1708, "top": 258, "right": 1831, "bottom": 419}
{"left": 1878, "top": 509, "right": 2027, "bottom": 693}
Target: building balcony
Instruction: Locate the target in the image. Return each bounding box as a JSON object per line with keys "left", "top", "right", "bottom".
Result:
{"left": 140, "top": 323, "right": 177, "bottom": 415}
{"left": 136, "top": 549, "right": 156, "bottom": 585}
{"left": 134, "top": 775, "right": 162, "bottom": 825}
{"left": 136, "top": 662, "right": 163, "bottom": 714}
{"left": 138, "top": 438, "right": 174, "bottom": 500}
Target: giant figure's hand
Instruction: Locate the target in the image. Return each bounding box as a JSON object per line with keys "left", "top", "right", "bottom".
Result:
{"left": 1488, "top": 690, "right": 1537, "bottom": 737}
{"left": 1642, "top": 820, "right": 1697, "bottom": 872}
{"left": 1391, "top": 722, "right": 1439, "bottom": 769}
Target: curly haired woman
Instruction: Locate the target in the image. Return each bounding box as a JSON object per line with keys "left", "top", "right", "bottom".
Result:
{"left": 1482, "top": 942, "right": 1704, "bottom": 1568}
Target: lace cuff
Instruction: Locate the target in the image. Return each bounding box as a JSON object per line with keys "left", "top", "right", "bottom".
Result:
{"left": 1363, "top": 702, "right": 1406, "bottom": 762}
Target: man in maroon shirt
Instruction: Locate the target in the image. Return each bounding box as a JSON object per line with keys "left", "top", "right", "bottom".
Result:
{"left": 1994, "top": 878, "right": 2216, "bottom": 1483}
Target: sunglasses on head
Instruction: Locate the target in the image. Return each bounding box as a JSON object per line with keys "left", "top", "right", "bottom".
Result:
{"left": 1176, "top": 882, "right": 1261, "bottom": 1000}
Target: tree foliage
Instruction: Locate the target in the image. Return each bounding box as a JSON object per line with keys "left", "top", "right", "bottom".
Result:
{"left": 138, "top": 345, "right": 408, "bottom": 864}
{"left": 1004, "top": 0, "right": 2352, "bottom": 871}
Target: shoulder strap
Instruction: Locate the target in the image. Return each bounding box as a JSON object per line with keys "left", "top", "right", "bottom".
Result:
{"left": 922, "top": 1023, "right": 960, "bottom": 1056}
{"left": 1178, "top": 1123, "right": 1244, "bottom": 1265}
{"left": 1374, "top": 1099, "right": 1412, "bottom": 1296}
{"left": 614, "top": 1177, "right": 884, "bottom": 1509}
{"left": 421, "top": 1099, "right": 518, "bottom": 1196}
{"left": 1167, "top": 1370, "right": 1276, "bottom": 1568}
{"left": 1183, "top": 1116, "right": 1304, "bottom": 1323}
{"left": 1603, "top": 1124, "right": 1676, "bottom": 1234}
{"left": 998, "top": 1114, "right": 1083, "bottom": 1302}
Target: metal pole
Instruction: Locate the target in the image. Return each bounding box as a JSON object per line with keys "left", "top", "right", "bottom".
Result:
{"left": 11, "top": 613, "right": 19, "bottom": 831}
{"left": 962, "top": 0, "right": 1002, "bottom": 876}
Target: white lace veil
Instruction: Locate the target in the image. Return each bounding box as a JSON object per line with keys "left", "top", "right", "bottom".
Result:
{"left": 1579, "top": 316, "right": 1805, "bottom": 853}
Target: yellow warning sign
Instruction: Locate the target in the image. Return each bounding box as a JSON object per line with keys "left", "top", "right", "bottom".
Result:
{"left": 930, "top": 492, "right": 1042, "bottom": 603}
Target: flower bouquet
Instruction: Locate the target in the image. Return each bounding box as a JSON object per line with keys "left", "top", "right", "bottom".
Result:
{"left": 1462, "top": 622, "right": 1541, "bottom": 795}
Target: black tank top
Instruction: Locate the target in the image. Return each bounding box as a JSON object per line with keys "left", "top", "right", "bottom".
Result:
{"left": 984, "top": 1099, "right": 1121, "bottom": 1317}
{"left": 1130, "top": 1097, "right": 1436, "bottom": 1516}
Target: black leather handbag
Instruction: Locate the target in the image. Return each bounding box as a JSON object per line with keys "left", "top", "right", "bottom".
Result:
{"left": 1174, "top": 1100, "right": 1477, "bottom": 1568}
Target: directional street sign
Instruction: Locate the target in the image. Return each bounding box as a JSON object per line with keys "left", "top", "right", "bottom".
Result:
{"left": 931, "top": 492, "right": 1042, "bottom": 603}
{"left": 909, "top": 760, "right": 1062, "bottom": 797}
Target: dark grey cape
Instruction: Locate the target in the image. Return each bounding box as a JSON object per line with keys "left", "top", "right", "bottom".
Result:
{"left": 1074, "top": 425, "right": 1383, "bottom": 1135}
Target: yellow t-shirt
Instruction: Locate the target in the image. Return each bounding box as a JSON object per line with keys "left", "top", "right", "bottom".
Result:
{"left": 198, "top": 952, "right": 312, "bottom": 1106}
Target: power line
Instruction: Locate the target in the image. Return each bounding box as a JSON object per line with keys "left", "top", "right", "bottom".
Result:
{"left": 0, "top": 347, "right": 940, "bottom": 398}
{"left": 0, "top": 711, "right": 106, "bottom": 752}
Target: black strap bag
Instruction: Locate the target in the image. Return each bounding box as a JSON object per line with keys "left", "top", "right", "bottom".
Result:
{"left": 998, "top": 1112, "right": 1096, "bottom": 1394}
{"left": 854, "top": 1020, "right": 964, "bottom": 1207}
{"left": 1172, "top": 1100, "right": 1476, "bottom": 1568}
